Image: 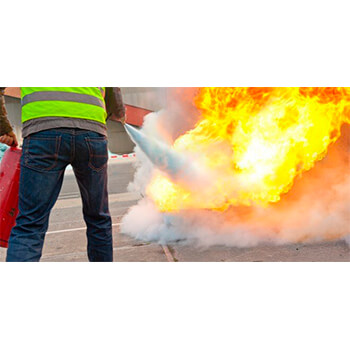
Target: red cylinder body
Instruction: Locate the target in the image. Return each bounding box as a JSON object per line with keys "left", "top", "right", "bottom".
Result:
{"left": 0, "top": 147, "right": 21, "bottom": 248}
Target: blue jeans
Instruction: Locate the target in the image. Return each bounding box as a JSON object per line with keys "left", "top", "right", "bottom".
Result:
{"left": 6, "top": 128, "right": 113, "bottom": 262}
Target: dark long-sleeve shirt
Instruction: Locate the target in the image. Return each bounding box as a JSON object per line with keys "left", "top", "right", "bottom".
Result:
{"left": 0, "top": 87, "right": 13, "bottom": 135}
{"left": 105, "top": 87, "right": 126, "bottom": 121}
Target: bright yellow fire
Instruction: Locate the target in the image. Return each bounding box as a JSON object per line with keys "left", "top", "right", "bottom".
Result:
{"left": 147, "top": 87, "right": 350, "bottom": 212}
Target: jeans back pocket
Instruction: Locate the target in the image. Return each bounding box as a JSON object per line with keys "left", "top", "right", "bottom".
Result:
{"left": 24, "top": 135, "right": 62, "bottom": 172}
{"left": 85, "top": 136, "right": 108, "bottom": 172}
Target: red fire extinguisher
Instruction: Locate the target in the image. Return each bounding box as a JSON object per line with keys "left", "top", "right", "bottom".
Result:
{"left": 0, "top": 147, "right": 21, "bottom": 248}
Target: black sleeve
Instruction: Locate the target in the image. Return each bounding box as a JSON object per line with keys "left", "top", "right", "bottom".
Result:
{"left": 104, "top": 87, "right": 126, "bottom": 121}
{"left": 0, "top": 88, "right": 14, "bottom": 135}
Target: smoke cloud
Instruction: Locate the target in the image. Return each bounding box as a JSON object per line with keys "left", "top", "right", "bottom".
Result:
{"left": 122, "top": 89, "right": 350, "bottom": 247}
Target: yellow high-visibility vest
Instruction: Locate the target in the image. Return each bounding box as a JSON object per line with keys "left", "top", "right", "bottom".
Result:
{"left": 21, "top": 87, "right": 106, "bottom": 124}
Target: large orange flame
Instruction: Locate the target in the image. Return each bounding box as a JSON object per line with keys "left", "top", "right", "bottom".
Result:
{"left": 147, "top": 87, "right": 350, "bottom": 212}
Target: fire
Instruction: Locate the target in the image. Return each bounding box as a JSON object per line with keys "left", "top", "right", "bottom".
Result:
{"left": 147, "top": 87, "right": 350, "bottom": 212}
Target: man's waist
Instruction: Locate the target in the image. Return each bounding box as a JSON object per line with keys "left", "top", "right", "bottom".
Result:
{"left": 22, "top": 117, "right": 107, "bottom": 138}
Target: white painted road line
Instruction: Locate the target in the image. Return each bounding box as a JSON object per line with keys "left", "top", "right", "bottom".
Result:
{"left": 47, "top": 223, "right": 121, "bottom": 235}
{"left": 54, "top": 192, "right": 141, "bottom": 209}
{"left": 161, "top": 245, "right": 175, "bottom": 262}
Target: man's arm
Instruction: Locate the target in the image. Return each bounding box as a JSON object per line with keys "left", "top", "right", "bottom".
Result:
{"left": 104, "top": 87, "right": 126, "bottom": 123}
{"left": 0, "top": 87, "right": 18, "bottom": 146}
{"left": 0, "top": 88, "right": 13, "bottom": 134}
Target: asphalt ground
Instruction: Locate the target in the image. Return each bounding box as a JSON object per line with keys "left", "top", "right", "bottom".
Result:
{"left": 0, "top": 158, "right": 349, "bottom": 262}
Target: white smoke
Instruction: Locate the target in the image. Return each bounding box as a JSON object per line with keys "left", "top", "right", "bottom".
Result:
{"left": 127, "top": 88, "right": 200, "bottom": 196}
{"left": 122, "top": 89, "right": 350, "bottom": 247}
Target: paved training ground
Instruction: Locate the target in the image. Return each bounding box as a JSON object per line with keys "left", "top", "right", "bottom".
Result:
{"left": 1, "top": 158, "right": 349, "bottom": 262}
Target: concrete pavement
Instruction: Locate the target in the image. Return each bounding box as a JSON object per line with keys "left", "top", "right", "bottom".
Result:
{"left": 1, "top": 214, "right": 349, "bottom": 262}
{"left": 168, "top": 240, "right": 350, "bottom": 262}
{"left": 0, "top": 188, "right": 171, "bottom": 262}
{"left": 1, "top": 158, "right": 349, "bottom": 262}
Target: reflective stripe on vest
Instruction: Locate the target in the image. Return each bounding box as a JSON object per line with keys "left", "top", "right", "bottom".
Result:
{"left": 21, "top": 90, "right": 105, "bottom": 108}
{"left": 21, "top": 87, "right": 107, "bottom": 124}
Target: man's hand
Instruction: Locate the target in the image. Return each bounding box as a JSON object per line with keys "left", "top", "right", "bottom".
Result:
{"left": 0, "top": 131, "right": 18, "bottom": 147}
{"left": 108, "top": 107, "right": 127, "bottom": 124}
{"left": 119, "top": 106, "right": 127, "bottom": 124}
{"left": 118, "top": 113, "right": 126, "bottom": 124}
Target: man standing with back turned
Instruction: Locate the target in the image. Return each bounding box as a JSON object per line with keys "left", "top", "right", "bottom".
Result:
{"left": 3, "top": 87, "right": 126, "bottom": 262}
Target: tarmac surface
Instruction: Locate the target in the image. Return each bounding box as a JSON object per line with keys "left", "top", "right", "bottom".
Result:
{"left": 1, "top": 158, "right": 350, "bottom": 262}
